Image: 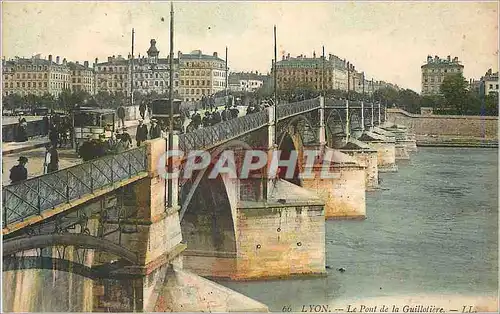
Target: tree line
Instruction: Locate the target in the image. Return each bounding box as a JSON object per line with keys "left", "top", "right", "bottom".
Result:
{"left": 2, "top": 89, "right": 179, "bottom": 113}
{"left": 256, "top": 73, "right": 498, "bottom": 116}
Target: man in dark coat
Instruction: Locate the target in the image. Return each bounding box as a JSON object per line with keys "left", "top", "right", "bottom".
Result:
{"left": 221, "top": 106, "right": 229, "bottom": 121}
{"left": 10, "top": 156, "right": 28, "bottom": 184}
{"left": 191, "top": 110, "right": 202, "bottom": 127}
{"left": 136, "top": 120, "right": 148, "bottom": 147}
{"left": 212, "top": 109, "right": 221, "bottom": 124}
{"left": 49, "top": 123, "right": 59, "bottom": 147}
{"left": 230, "top": 105, "right": 239, "bottom": 119}
{"left": 117, "top": 106, "right": 126, "bottom": 127}
{"left": 121, "top": 128, "right": 132, "bottom": 148}
{"left": 139, "top": 102, "right": 147, "bottom": 120}
{"left": 202, "top": 111, "right": 211, "bottom": 127}
{"left": 45, "top": 145, "right": 59, "bottom": 173}
{"left": 149, "top": 119, "right": 161, "bottom": 139}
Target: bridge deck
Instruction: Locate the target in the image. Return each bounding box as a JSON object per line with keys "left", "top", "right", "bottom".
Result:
{"left": 2, "top": 146, "right": 148, "bottom": 232}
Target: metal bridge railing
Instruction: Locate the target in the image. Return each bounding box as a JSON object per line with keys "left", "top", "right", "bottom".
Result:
{"left": 178, "top": 97, "right": 322, "bottom": 152}
{"left": 277, "top": 97, "right": 321, "bottom": 120}
{"left": 178, "top": 110, "right": 268, "bottom": 152}
{"left": 2, "top": 146, "right": 148, "bottom": 228}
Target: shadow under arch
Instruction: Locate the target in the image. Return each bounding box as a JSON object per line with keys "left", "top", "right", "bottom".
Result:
{"left": 325, "top": 109, "right": 346, "bottom": 148}
{"left": 276, "top": 116, "right": 313, "bottom": 187}
{"left": 2, "top": 256, "right": 131, "bottom": 280}
{"left": 349, "top": 112, "right": 364, "bottom": 139}
{"left": 3, "top": 233, "right": 138, "bottom": 264}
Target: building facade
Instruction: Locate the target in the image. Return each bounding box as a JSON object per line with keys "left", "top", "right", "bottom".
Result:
{"left": 481, "top": 69, "right": 499, "bottom": 95}
{"left": 68, "top": 61, "right": 94, "bottom": 94}
{"left": 421, "top": 55, "right": 464, "bottom": 96}
{"left": 94, "top": 55, "right": 130, "bottom": 96}
{"left": 274, "top": 53, "right": 353, "bottom": 92}
{"left": 178, "top": 50, "right": 226, "bottom": 102}
{"left": 2, "top": 55, "right": 71, "bottom": 97}
{"left": 228, "top": 71, "right": 267, "bottom": 92}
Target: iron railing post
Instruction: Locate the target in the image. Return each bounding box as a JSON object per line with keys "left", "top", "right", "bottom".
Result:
{"left": 128, "top": 152, "right": 132, "bottom": 177}
{"left": 3, "top": 190, "right": 7, "bottom": 227}
{"left": 110, "top": 157, "right": 114, "bottom": 183}
{"left": 66, "top": 171, "right": 70, "bottom": 201}
{"left": 90, "top": 163, "right": 94, "bottom": 192}
{"left": 37, "top": 180, "right": 41, "bottom": 215}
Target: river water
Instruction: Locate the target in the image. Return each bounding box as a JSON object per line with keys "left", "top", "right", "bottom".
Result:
{"left": 219, "top": 147, "right": 498, "bottom": 311}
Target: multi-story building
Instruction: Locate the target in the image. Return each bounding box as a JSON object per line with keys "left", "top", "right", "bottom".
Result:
{"left": 228, "top": 71, "right": 268, "bottom": 92}
{"left": 178, "top": 50, "right": 226, "bottom": 102}
{"left": 421, "top": 55, "right": 464, "bottom": 96}
{"left": 94, "top": 55, "right": 130, "bottom": 96}
{"left": 94, "top": 39, "right": 180, "bottom": 100}
{"left": 2, "top": 54, "right": 71, "bottom": 97}
{"left": 68, "top": 61, "right": 94, "bottom": 94}
{"left": 481, "top": 69, "right": 499, "bottom": 95}
{"left": 274, "top": 52, "right": 350, "bottom": 92}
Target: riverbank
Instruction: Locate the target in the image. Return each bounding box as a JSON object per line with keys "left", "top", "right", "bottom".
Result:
{"left": 416, "top": 135, "right": 498, "bottom": 148}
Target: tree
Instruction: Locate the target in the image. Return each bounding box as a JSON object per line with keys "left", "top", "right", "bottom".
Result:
{"left": 440, "top": 73, "right": 468, "bottom": 114}
{"left": 3, "top": 94, "right": 23, "bottom": 110}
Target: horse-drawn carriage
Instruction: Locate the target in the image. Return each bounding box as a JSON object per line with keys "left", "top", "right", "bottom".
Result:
{"left": 149, "top": 98, "right": 184, "bottom": 133}
{"left": 72, "top": 107, "right": 116, "bottom": 152}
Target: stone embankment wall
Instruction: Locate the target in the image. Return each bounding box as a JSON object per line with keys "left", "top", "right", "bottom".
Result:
{"left": 386, "top": 108, "right": 498, "bottom": 138}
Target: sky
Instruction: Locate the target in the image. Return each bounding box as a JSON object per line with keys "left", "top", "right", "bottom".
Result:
{"left": 2, "top": 1, "right": 499, "bottom": 92}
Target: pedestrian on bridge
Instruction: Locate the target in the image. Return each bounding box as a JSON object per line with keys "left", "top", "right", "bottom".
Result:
{"left": 43, "top": 144, "right": 59, "bottom": 174}
{"left": 9, "top": 156, "right": 28, "bottom": 184}
{"left": 117, "top": 105, "right": 126, "bottom": 128}
{"left": 139, "top": 102, "right": 147, "bottom": 120}
{"left": 136, "top": 120, "right": 148, "bottom": 147}
{"left": 149, "top": 119, "right": 161, "bottom": 139}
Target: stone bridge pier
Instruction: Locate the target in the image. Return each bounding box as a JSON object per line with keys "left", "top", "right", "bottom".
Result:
{"left": 2, "top": 138, "right": 268, "bottom": 312}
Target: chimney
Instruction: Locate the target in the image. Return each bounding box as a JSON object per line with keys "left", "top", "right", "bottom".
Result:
{"left": 447, "top": 55, "right": 451, "bottom": 62}
{"left": 56, "top": 56, "right": 60, "bottom": 64}
{"left": 94, "top": 58, "right": 98, "bottom": 66}
{"left": 213, "top": 52, "right": 218, "bottom": 58}
{"left": 313, "top": 51, "right": 316, "bottom": 58}
{"left": 427, "top": 55, "right": 432, "bottom": 63}
{"left": 178, "top": 51, "right": 182, "bottom": 59}
{"left": 76, "top": 61, "right": 79, "bottom": 65}
{"left": 63, "top": 58, "right": 67, "bottom": 65}
{"left": 108, "top": 56, "right": 113, "bottom": 63}
{"left": 434, "top": 55, "right": 439, "bottom": 62}
{"left": 282, "top": 55, "right": 285, "bottom": 61}
{"left": 84, "top": 61, "right": 89, "bottom": 68}
{"left": 48, "top": 54, "right": 53, "bottom": 63}
{"left": 453, "top": 57, "right": 458, "bottom": 62}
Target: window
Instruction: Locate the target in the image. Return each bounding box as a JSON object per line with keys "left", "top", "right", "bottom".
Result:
{"left": 155, "top": 81, "right": 159, "bottom": 86}
{"left": 196, "top": 80, "right": 199, "bottom": 86}
{"left": 28, "top": 82, "right": 31, "bottom": 88}
{"left": 496, "top": 84, "right": 499, "bottom": 90}
{"left": 44, "top": 73, "right": 47, "bottom": 79}
{"left": 175, "top": 81, "right": 179, "bottom": 87}
{"left": 38, "top": 82, "right": 42, "bottom": 88}
{"left": 16, "top": 73, "right": 20, "bottom": 79}
{"left": 490, "top": 84, "right": 493, "bottom": 89}
{"left": 44, "top": 82, "right": 47, "bottom": 87}
{"left": 191, "top": 70, "right": 194, "bottom": 76}
{"left": 10, "top": 82, "right": 13, "bottom": 88}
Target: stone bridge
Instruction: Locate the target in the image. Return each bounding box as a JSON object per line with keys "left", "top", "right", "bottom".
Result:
{"left": 2, "top": 97, "right": 399, "bottom": 312}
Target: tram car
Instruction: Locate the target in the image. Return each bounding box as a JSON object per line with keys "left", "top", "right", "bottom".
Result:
{"left": 149, "top": 98, "right": 184, "bottom": 132}
{"left": 72, "top": 107, "right": 116, "bottom": 152}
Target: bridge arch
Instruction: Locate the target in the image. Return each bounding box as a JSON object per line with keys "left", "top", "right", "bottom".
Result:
{"left": 325, "top": 109, "right": 346, "bottom": 148}
{"left": 276, "top": 115, "right": 316, "bottom": 187}
{"left": 179, "top": 139, "right": 253, "bottom": 261}
{"left": 3, "top": 233, "right": 139, "bottom": 264}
